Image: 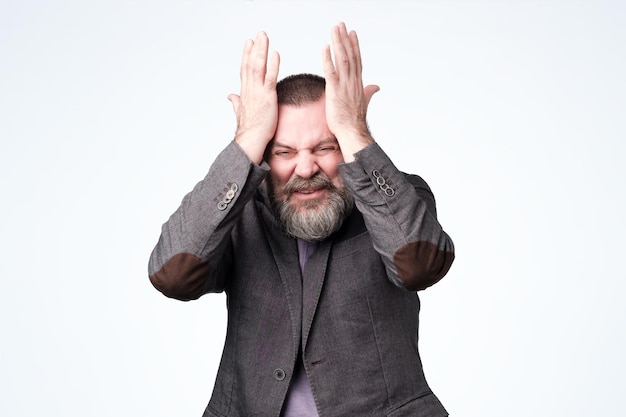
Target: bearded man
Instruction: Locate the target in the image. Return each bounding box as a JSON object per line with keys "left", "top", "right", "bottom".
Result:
{"left": 149, "top": 22, "right": 455, "bottom": 417}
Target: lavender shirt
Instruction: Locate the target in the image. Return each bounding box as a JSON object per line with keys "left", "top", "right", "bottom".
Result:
{"left": 280, "top": 239, "right": 319, "bottom": 417}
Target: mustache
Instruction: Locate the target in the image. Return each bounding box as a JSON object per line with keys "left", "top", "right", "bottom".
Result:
{"left": 283, "top": 173, "right": 335, "bottom": 195}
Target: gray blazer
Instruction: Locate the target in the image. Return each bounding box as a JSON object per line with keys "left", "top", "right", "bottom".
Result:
{"left": 149, "top": 141, "right": 455, "bottom": 416}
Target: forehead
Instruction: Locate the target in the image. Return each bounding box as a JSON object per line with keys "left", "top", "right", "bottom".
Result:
{"left": 273, "top": 99, "right": 333, "bottom": 148}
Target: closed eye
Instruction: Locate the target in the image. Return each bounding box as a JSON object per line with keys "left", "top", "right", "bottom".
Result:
{"left": 313, "top": 145, "right": 339, "bottom": 156}
{"left": 272, "top": 149, "right": 297, "bottom": 159}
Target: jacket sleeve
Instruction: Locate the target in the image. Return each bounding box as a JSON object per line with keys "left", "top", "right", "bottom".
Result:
{"left": 148, "top": 141, "right": 269, "bottom": 301}
{"left": 338, "top": 142, "right": 455, "bottom": 291}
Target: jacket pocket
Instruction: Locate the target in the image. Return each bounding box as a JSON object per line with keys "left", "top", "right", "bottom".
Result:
{"left": 386, "top": 392, "right": 448, "bottom": 417}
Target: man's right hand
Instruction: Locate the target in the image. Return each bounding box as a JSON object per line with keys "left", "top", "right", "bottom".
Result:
{"left": 228, "top": 32, "right": 280, "bottom": 164}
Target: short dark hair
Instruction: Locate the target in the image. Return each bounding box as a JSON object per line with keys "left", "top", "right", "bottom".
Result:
{"left": 276, "top": 73, "right": 325, "bottom": 106}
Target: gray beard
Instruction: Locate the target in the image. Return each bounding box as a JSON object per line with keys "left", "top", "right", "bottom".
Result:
{"left": 268, "top": 173, "right": 354, "bottom": 241}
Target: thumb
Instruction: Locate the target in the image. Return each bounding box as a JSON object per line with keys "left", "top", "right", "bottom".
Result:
{"left": 227, "top": 94, "right": 241, "bottom": 115}
{"left": 363, "top": 84, "right": 380, "bottom": 108}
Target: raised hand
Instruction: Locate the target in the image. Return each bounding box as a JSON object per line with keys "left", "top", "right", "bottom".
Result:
{"left": 228, "top": 32, "right": 281, "bottom": 164}
{"left": 322, "top": 22, "right": 379, "bottom": 162}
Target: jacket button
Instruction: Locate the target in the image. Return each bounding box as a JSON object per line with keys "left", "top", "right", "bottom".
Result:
{"left": 273, "top": 368, "right": 286, "bottom": 381}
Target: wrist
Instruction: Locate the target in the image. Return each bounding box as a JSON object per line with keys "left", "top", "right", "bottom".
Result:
{"left": 335, "top": 130, "right": 374, "bottom": 163}
{"left": 234, "top": 130, "right": 272, "bottom": 165}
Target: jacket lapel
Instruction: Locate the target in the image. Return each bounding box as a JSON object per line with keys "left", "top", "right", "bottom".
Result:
{"left": 301, "top": 239, "right": 332, "bottom": 351}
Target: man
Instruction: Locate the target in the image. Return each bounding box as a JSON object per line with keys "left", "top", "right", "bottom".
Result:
{"left": 149, "top": 22, "right": 455, "bottom": 417}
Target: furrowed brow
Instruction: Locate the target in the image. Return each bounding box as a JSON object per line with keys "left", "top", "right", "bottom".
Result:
{"left": 319, "top": 137, "right": 339, "bottom": 145}
{"left": 270, "top": 137, "right": 338, "bottom": 150}
{"left": 271, "top": 141, "right": 295, "bottom": 150}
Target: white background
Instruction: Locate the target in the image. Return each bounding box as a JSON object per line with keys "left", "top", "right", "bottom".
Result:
{"left": 1, "top": 1, "right": 624, "bottom": 416}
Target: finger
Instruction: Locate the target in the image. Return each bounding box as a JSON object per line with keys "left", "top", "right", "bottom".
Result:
{"left": 265, "top": 50, "right": 280, "bottom": 87}
{"left": 349, "top": 30, "right": 363, "bottom": 77}
{"left": 338, "top": 22, "right": 356, "bottom": 70}
{"left": 322, "top": 44, "right": 338, "bottom": 82}
{"left": 227, "top": 94, "right": 241, "bottom": 116}
{"left": 363, "top": 84, "right": 380, "bottom": 108}
{"left": 250, "top": 31, "right": 269, "bottom": 83}
{"left": 331, "top": 24, "right": 350, "bottom": 73}
{"left": 240, "top": 39, "right": 254, "bottom": 84}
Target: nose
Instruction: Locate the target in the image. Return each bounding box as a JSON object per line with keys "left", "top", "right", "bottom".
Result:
{"left": 293, "top": 152, "right": 319, "bottom": 179}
